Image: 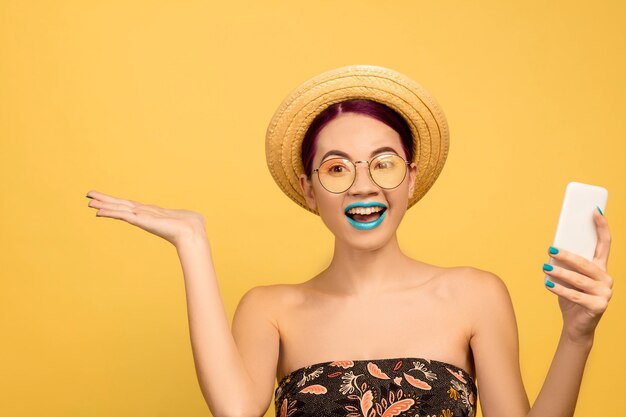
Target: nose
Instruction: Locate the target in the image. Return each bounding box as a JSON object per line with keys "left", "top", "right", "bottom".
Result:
{"left": 347, "top": 161, "right": 379, "bottom": 196}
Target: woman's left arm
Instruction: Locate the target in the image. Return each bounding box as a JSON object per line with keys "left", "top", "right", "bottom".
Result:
{"left": 529, "top": 209, "right": 613, "bottom": 417}
{"left": 471, "top": 209, "right": 613, "bottom": 417}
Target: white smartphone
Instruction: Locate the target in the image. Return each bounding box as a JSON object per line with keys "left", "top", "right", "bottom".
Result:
{"left": 546, "top": 182, "right": 608, "bottom": 287}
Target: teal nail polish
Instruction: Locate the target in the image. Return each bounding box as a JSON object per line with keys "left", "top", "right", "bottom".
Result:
{"left": 545, "top": 279, "right": 555, "bottom": 288}
{"left": 543, "top": 263, "right": 553, "bottom": 271}
{"left": 549, "top": 246, "right": 558, "bottom": 255}
{"left": 597, "top": 206, "right": 604, "bottom": 216}
{"left": 86, "top": 195, "right": 93, "bottom": 199}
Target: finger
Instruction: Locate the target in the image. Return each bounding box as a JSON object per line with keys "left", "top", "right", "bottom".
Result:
{"left": 592, "top": 209, "right": 611, "bottom": 269}
{"left": 135, "top": 203, "right": 168, "bottom": 215}
{"left": 543, "top": 263, "right": 612, "bottom": 297}
{"left": 545, "top": 281, "right": 609, "bottom": 316}
{"left": 548, "top": 246, "right": 611, "bottom": 285}
{"left": 95, "top": 208, "right": 138, "bottom": 224}
{"left": 88, "top": 199, "right": 135, "bottom": 213}
{"left": 86, "top": 190, "right": 136, "bottom": 208}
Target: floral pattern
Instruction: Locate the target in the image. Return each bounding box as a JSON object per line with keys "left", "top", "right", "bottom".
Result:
{"left": 275, "top": 358, "right": 477, "bottom": 417}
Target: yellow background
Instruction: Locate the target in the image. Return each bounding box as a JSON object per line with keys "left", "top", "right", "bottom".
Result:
{"left": 1, "top": 1, "right": 624, "bottom": 416}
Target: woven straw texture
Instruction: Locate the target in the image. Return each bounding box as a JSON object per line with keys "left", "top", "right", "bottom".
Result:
{"left": 265, "top": 65, "right": 449, "bottom": 215}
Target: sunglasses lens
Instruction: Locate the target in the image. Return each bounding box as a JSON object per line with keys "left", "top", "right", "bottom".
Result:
{"left": 318, "top": 159, "right": 355, "bottom": 193}
{"left": 371, "top": 154, "right": 407, "bottom": 189}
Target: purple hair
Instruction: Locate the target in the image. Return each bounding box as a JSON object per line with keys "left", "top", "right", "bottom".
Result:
{"left": 301, "top": 99, "right": 414, "bottom": 177}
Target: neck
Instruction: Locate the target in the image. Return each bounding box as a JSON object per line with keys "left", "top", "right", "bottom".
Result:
{"left": 318, "top": 233, "right": 417, "bottom": 296}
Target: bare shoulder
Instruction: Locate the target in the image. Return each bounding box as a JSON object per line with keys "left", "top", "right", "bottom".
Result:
{"left": 428, "top": 265, "right": 516, "bottom": 341}
{"left": 240, "top": 282, "right": 306, "bottom": 302}
{"left": 236, "top": 283, "right": 307, "bottom": 317}
{"left": 445, "top": 265, "right": 507, "bottom": 288}
{"left": 431, "top": 265, "right": 512, "bottom": 305}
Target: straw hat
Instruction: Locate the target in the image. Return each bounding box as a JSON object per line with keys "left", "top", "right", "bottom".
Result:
{"left": 265, "top": 64, "right": 449, "bottom": 215}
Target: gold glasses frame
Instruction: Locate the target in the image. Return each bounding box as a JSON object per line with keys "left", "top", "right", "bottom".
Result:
{"left": 312, "top": 153, "right": 410, "bottom": 194}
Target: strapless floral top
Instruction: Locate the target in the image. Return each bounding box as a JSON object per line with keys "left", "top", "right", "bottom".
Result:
{"left": 275, "top": 358, "right": 477, "bottom": 417}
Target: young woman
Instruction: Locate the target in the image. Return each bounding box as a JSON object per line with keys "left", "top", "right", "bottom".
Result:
{"left": 86, "top": 65, "right": 613, "bottom": 417}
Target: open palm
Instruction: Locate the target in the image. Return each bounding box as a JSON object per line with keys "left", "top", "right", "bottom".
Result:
{"left": 86, "top": 190, "right": 206, "bottom": 247}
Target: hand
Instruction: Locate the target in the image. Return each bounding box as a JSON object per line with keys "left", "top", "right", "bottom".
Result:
{"left": 543, "top": 209, "right": 613, "bottom": 343}
{"left": 86, "top": 190, "right": 207, "bottom": 247}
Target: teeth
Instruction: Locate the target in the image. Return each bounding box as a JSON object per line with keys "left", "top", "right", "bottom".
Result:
{"left": 346, "top": 206, "right": 384, "bottom": 215}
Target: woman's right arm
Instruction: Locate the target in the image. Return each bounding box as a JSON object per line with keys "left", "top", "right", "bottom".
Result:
{"left": 86, "top": 190, "right": 278, "bottom": 417}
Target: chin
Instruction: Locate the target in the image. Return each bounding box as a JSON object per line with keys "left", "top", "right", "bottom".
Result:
{"left": 341, "top": 235, "right": 394, "bottom": 252}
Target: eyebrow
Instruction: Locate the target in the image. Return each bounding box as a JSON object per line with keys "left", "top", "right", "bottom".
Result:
{"left": 320, "top": 146, "right": 400, "bottom": 162}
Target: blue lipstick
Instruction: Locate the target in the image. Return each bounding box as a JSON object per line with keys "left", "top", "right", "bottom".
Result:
{"left": 344, "top": 202, "right": 388, "bottom": 230}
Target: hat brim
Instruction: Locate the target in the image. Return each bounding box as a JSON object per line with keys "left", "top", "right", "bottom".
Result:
{"left": 265, "top": 65, "right": 449, "bottom": 215}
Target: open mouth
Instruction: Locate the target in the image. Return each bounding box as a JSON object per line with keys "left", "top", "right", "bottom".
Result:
{"left": 344, "top": 202, "right": 388, "bottom": 230}
{"left": 345, "top": 205, "right": 387, "bottom": 222}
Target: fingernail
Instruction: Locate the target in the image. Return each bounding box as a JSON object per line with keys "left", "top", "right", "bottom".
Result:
{"left": 597, "top": 206, "right": 604, "bottom": 216}
{"left": 543, "top": 263, "right": 553, "bottom": 271}
{"left": 545, "top": 279, "right": 555, "bottom": 288}
{"left": 549, "top": 246, "right": 558, "bottom": 255}
{"left": 86, "top": 195, "right": 93, "bottom": 199}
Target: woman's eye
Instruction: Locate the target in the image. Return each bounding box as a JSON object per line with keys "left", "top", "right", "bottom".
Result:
{"left": 376, "top": 161, "right": 394, "bottom": 170}
{"left": 374, "top": 155, "right": 400, "bottom": 170}
{"left": 323, "top": 162, "right": 350, "bottom": 175}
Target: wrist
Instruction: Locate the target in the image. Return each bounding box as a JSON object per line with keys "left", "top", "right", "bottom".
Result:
{"left": 560, "top": 328, "right": 595, "bottom": 352}
{"left": 175, "top": 227, "right": 210, "bottom": 251}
